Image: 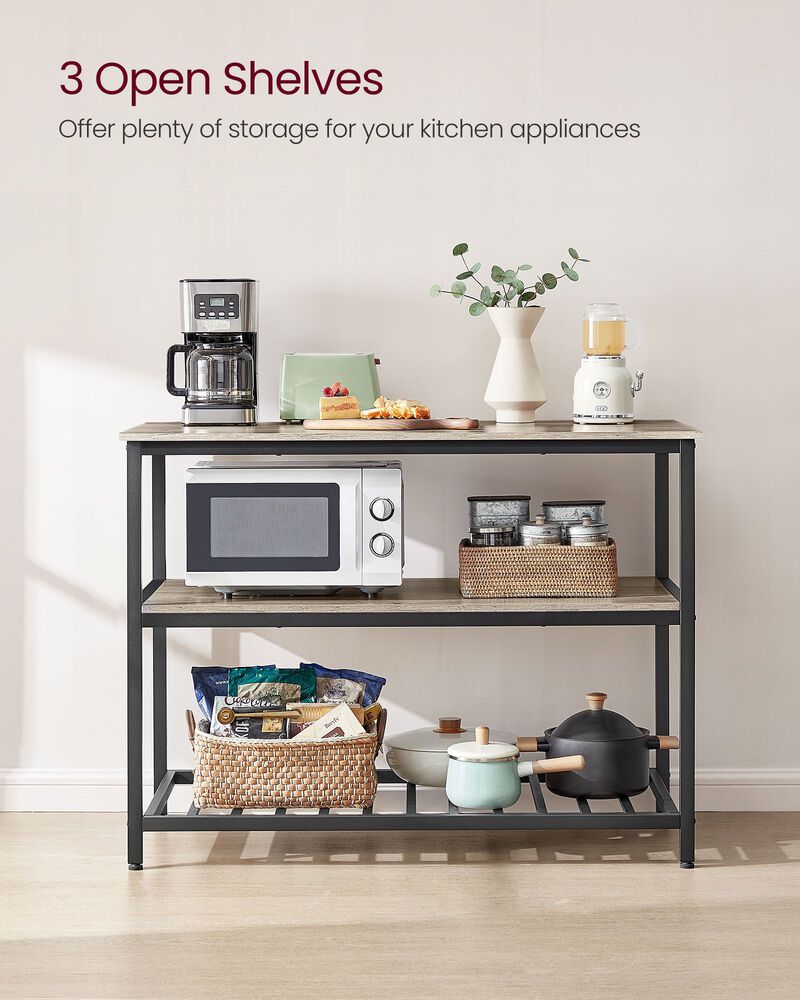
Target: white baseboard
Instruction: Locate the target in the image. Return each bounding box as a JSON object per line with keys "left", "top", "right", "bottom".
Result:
{"left": 1, "top": 767, "right": 799, "bottom": 812}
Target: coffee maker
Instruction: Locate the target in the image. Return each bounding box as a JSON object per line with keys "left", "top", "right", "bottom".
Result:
{"left": 167, "top": 279, "right": 259, "bottom": 425}
{"left": 573, "top": 303, "right": 644, "bottom": 424}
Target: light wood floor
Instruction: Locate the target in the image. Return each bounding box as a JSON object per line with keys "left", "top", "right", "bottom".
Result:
{"left": 2, "top": 813, "right": 799, "bottom": 999}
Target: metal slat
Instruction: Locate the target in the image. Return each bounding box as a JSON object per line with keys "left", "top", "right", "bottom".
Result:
{"left": 406, "top": 783, "right": 417, "bottom": 815}
{"left": 528, "top": 775, "right": 548, "bottom": 813}
{"left": 275, "top": 807, "right": 286, "bottom": 816}
{"left": 144, "top": 770, "right": 177, "bottom": 818}
{"left": 318, "top": 807, "right": 330, "bottom": 816}
{"left": 619, "top": 796, "right": 636, "bottom": 814}
{"left": 577, "top": 798, "right": 592, "bottom": 814}
{"left": 493, "top": 808, "right": 504, "bottom": 815}
{"left": 649, "top": 769, "right": 679, "bottom": 814}
{"left": 448, "top": 800, "right": 458, "bottom": 815}
{"left": 362, "top": 805, "right": 373, "bottom": 815}
{"left": 187, "top": 803, "right": 199, "bottom": 816}
{"left": 231, "top": 808, "right": 243, "bottom": 816}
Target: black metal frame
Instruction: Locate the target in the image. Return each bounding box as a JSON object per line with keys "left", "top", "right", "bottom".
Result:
{"left": 126, "top": 434, "right": 696, "bottom": 869}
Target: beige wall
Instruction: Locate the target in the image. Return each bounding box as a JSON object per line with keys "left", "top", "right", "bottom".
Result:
{"left": 1, "top": 0, "right": 798, "bottom": 808}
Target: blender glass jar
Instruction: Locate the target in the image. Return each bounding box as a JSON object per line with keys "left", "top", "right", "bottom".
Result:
{"left": 582, "top": 303, "right": 628, "bottom": 356}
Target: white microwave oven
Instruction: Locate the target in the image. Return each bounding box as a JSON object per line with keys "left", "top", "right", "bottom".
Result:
{"left": 185, "top": 460, "right": 403, "bottom": 596}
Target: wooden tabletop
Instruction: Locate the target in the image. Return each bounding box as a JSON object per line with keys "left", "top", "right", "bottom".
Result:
{"left": 120, "top": 419, "right": 700, "bottom": 442}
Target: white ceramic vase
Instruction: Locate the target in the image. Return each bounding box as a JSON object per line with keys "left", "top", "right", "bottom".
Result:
{"left": 484, "top": 306, "right": 547, "bottom": 423}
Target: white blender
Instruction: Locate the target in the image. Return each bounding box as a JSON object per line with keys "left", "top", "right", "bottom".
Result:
{"left": 573, "top": 303, "right": 644, "bottom": 424}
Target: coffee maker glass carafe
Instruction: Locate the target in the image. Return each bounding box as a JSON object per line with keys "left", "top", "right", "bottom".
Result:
{"left": 185, "top": 340, "right": 254, "bottom": 405}
{"left": 582, "top": 303, "right": 635, "bottom": 356}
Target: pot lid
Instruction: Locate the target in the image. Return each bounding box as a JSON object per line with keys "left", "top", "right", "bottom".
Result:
{"left": 550, "top": 693, "right": 644, "bottom": 742}
{"left": 448, "top": 726, "right": 519, "bottom": 762}
{"left": 467, "top": 495, "right": 531, "bottom": 503}
{"left": 384, "top": 718, "right": 516, "bottom": 753}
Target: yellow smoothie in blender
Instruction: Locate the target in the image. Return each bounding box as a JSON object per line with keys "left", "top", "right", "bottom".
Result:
{"left": 582, "top": 304, "right": 627, "bottom": 356}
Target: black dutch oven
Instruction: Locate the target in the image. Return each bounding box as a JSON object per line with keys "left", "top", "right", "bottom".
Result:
{"left": 533, "top": 692, "right": 679, "bottom": 799}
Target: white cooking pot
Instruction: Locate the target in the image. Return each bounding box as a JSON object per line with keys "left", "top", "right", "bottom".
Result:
{"left": 384, "top": 717, "right": 517, "bottom": 788}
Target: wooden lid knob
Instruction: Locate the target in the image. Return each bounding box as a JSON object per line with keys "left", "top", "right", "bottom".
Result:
{"left": 435, "top": 717, "right": 466, "bottom": 734}
{"left": 586, "top": 692, "right": 607, "bottom": 711}
{"left": 475, "top": 725, "right": 490, "bottom": 746}
{"left": 581, "top": 515, "right": 593, "bottom": 526}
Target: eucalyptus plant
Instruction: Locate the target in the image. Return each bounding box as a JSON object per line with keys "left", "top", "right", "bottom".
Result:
{"left": 430, "top": 242, "right": 590, "bottom": 316}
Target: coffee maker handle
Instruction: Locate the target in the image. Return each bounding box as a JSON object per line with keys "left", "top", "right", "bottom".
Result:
{"left": 166, "top": 344, "right": 188, "bottom": 397}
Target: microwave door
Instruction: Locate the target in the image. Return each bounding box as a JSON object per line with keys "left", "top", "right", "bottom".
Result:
{"left": 186, "top": 472, "right": 360, "bottom": 588}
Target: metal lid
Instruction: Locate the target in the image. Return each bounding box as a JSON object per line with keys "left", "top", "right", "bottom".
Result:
{"left": 475, "top": 525, "right": 515, "bottom": 535}
{"left": 448, "top": 726, "right": 519, "bottom": 762}
{"left": 550, "top": 693, "right": 644, "bottom": 742}
{"left": 567, "top": 518, "right": 609, "bottom": 536}
{"left": 468, "top": 495, "right": 531, "bottom": 502}
{"left": 542, "top": 500, "right": 606, "bottom": 507}
{"left": 384, "top": 719, "right": 517, "bottom": 754}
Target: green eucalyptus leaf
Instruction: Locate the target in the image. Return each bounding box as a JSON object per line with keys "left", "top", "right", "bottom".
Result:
{"left": 535, "top": 281, "right": 545, "bottom": 295}
{"left": 490, "top": 265, "right": 505, "bottom": 283}
{"left": 491, "top": 291, "right": 502, "bottom": 307}
{"left": 503, "top": 269, "right": 516, "bottom": 283}
{"left": 451, "top": 280, "right": 466, "bottom": 298}
{"left": 569, "top": 248, "right": 579, "bottom": 260}
{"left": 505, "top": 287, "right": 516, "bottom": 300}
{"left": 452, "top": 243, "right": 469, "bottom": 256}
{"left": 468, "top": 302, "right": 486, "bottom": 316}
{"left": 470, "top": 262, "right": 482, "bottom": 274}
{"left": 519, "top": 290, "right": 536, "bottom": 304}
{"left": 480, "top": 285, "right": 493, "bottom": 305}
{"left": 456, "top": 271, "right": 472, "bottom": 281}
{"left": 561, "top": 261, "right": 570, "bottom": 274}
{"left": 519, "top": 264, "right": 533, "bottom": 271}
{"left": 542, "top": 273, "right": 558, "bottom": 289}
{"left": 429, "top": 284, "right": 442, "bottom": 298}
{"left": 564, "top": 267, "right": 579, "bottom": 281}
{"left": 510, "top": 277, "right": 524, "bottom": 293}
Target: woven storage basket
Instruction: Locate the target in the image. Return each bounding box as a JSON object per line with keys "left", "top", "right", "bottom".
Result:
{"left": 192, "top": 719, "right": 379, "bottom": 809}
{"left": 459, "top": 539, "right": 618, "bottom": 598}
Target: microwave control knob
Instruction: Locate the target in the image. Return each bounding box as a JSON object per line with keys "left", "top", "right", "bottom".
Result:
{"left": 369, "top": 533, "right": 395, "bottom": 558}
{"left": 369, "top": 497, "right": 395, "bottom": 521}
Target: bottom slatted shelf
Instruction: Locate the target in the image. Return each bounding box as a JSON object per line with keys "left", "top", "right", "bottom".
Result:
{"left": 142, "top": 768, "right": 681, "bottom": 832}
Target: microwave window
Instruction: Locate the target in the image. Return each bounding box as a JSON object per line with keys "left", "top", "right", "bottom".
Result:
{"left": 209, "top": 496, "right": 330, "bottom": 558}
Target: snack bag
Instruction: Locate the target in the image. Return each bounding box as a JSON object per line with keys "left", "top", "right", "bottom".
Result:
{"left": 303, "top": 664, "right": 386, "bottom": 707}
{"left": 229, "top": 665, "right": 317, "bottom": 703}
{"left": 191, "top": 666, "right": 230, "bottom": 721}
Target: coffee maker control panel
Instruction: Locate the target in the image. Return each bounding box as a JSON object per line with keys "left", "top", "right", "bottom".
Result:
{"left": 180, "top": 279, "right": 258, "bottom": 335}
{"left": 194, "top": 293, "right": 239, "bottom": 320}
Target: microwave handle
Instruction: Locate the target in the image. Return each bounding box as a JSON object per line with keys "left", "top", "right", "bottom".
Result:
{"left": 166, "top": 344, "right": 188, "bottom": 397}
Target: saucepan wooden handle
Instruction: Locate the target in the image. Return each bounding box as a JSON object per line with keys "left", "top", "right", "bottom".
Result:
{"left": 532, "top": 754, "right": 585, "bottom": 774}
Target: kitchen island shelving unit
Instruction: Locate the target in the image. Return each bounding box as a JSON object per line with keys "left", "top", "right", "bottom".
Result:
{"left": 121, "top": 420, "right": 699, "bottom": 869}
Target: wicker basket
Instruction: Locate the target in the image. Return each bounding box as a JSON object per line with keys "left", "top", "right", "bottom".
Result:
{"left": 192, "top": 719, "right": 379, "bottom": 809}
{"left": 459, "top": 539, "right": 618, "bottom": 598}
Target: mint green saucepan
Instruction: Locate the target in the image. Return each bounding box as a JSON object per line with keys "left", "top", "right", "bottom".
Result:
{"left": 446, "top": 726, "right": 585, "bottom": 810}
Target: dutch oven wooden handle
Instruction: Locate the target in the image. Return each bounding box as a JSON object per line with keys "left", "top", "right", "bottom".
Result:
{"left": 586, "top": 692, "right": 608, "bottom": 710}
{"left": 533, "top": 754, "right": 585, "bottom": 774}
{"left": 516, "top": 736, "right": 544, "bottom": 752}
{"left": 654, "top": 735, "right": 680, "bottom": 750}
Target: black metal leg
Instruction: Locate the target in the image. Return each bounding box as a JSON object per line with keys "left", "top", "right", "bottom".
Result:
{"left": 679, "top": 441, "right": 696, "bottom": 868}
{"left": 153, "top": 628, "right": 167, "bottom": 802}
{"left": 151, "top": 455, "right": 168, "bottom": 802}
{"left": 655, "top": 626, "right": 670, "bottom": 787}
{"left": 127, "top": 444, "right": 144, "bottom": 870}
{"left": 654, "top": 453, "right": 671, "bottom": 787}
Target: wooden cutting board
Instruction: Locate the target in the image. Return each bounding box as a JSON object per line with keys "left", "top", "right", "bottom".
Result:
{"left": 303, "top": 417, "right": 480, "bottom": 431}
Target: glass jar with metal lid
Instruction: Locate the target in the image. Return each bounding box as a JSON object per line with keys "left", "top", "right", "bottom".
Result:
{"left": 520, "top": 516, "right": 562, "bottom": 547}
{"left": 469, "top": 525, "right": 516, "bottom": 547}
{"left": 566, "top": 516, "right": 610, "bottom": 547}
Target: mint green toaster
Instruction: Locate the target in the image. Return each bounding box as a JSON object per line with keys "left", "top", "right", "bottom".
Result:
{"left": 279, "top": 353, "right": 382, "bottom": 421}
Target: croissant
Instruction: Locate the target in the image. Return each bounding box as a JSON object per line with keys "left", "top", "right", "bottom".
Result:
{"left": 365, "top": 396, "right": 431, "bottom": 420}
